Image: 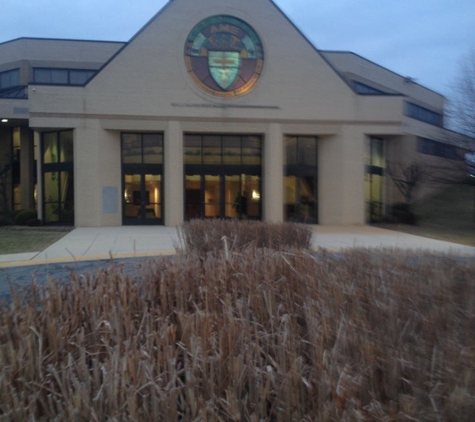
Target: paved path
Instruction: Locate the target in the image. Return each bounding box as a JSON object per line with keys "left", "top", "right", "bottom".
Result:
{"left": 310, "top": 225, "right": 475, "bottom": 255}
{"left": 0, "top": 226, "right": 180, "bottom": 267}
{"left": 0, "top": 225, "right": 474, "bottom": 300}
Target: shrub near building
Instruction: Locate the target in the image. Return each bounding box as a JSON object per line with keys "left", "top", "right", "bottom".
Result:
{"left": 13, "top": 209, "right": 39, "bottom": 226}
{"left": 1, "top": 222, "right": 474, "bottom": 420}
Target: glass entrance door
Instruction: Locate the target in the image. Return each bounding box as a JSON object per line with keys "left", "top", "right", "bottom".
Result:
{"left": 185, "top": 173, "right": 261, "bottom": 220}
{"left": 284, "top": 175, "right": 317, "bottom": 223}
{"left": 124, "top": 173, "right": 162, "bottom": 225}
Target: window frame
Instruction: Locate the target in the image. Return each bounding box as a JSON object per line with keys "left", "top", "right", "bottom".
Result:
{"left": 0, "top": 68, "right": 21, "bottom": 90}
{"left": 406, "top": 102, "right": 444, "bottom": 127}
{"left": 33, "top": 67, "right": 96, "bottom": 86}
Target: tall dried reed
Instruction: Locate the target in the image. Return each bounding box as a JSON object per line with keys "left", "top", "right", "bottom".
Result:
{"left": 177, "top": 220, "right": 312, "bottom": 255}
{"left": 0, "top": 228, "right": 474, "bottom": 420}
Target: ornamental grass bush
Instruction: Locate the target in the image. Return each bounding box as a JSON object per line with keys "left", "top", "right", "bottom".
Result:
{"left": 178, "top": 219, "right": 312, "bottom": 255}
{"left": 1, "top": 244, "right": 475, "bottom": 421}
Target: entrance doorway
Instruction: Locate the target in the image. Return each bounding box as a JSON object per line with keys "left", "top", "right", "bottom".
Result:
{"left": 123, "top": 173, "right": 162, "bottom": 224}
{"left": 184, "top": 134, "right": 262, "bottom": 220}
{"left": 185, "top": 173, "right": 261, "bottom": 219}
{"left": 121, "top": 133, "right": 163, "bottom": 225}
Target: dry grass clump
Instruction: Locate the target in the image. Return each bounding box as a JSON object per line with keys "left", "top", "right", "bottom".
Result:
{"left": 178, "top": 220, "right": 311, "bottom": 254}
{"left": 1, "top": 249, "right": 475, "bottom": 421}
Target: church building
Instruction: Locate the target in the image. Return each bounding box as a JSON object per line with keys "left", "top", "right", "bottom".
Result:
{"left": 0, "top": 0, "right": 467, "bottom": 227}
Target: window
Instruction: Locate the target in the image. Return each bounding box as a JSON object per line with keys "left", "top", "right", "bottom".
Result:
{"left": 353, "top": 81, "right": 387, "bottom": 95}
{"left": 42, "top": 130, "right": 75, "bottom": 224}
{"left": 284, "top": 136, "right": 318, "bottom": 224}
{"left": 121, "top": 133, "right": 164, "bottom": 225}
{"left": 0, "top": 69, "right": 20, "bottom": 90}
{"left": 0, "top": 86, "right": 27, "bottom": 99}
{"left": 406, "top": 102, "right": 443, "bottom": 127}
{"left": 122, "top": 133, "right": 163, "bottom": 164}
{"left": 365, "top": 137, "right": 384, "bottom": 223}
{"left": 184, "top": 134, "right": 262, "bottom": 166}
{"left": 183, "top": 134, "right": 262, "bottom": 220}
{"left": 33, "top": 68, "right": 96, "bottom": 85}
{"left": 417, "top": 137, "right": 460, "bottom": 160}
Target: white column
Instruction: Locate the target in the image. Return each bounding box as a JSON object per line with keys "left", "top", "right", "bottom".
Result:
{"left": 319, "top": 125, "right": 366, "bottom": 225}
{"left": 164, "top": 120, "right": 183, "bottom": 227}
{"left": 263, "top": 123, "right": 283, "bottom": 223}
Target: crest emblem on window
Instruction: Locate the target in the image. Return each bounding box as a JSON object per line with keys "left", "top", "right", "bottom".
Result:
{"left": 185, "top": 16, "right": 264, "bottom": 97}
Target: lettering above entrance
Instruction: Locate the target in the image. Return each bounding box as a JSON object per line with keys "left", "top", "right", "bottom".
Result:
{"left": 184, "top": 15, "right": 264, "bottom": 97}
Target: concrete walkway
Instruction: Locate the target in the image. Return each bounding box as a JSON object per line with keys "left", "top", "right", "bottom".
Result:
{"left": 0, "top": 225, "right": 474, "bottom": 268}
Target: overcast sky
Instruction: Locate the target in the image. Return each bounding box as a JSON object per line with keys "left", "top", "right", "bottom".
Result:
{"left": 1, "top": 0, "right": 474, "bottom": 98}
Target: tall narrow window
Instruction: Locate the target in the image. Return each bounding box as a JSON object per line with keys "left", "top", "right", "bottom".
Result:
{"left": 284, "top": 136, "right": 318, "bottom": 223}
{"left": 42, "top": 130, "right": 74, "bottom": 224}
{"left": 365, "top": 137, "right": 384, "bottom": 222}
{"left": 0, "top": 69, "right": 20, "bottom": 90}
{"left": 12, "top": 128, "right": 21, "bottom": 210}
{"left": 121, "top": 133, "right": 164, "bottom": 225}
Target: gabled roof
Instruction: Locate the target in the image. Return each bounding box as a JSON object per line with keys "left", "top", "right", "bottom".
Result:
{"left": 86, "top": 0, "right": 351, "bottom": 90}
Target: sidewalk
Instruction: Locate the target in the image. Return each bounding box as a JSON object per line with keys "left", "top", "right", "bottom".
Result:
{"left": 1, "top": 225, "right": 474, "bottom": 268}
{"left": 0, "top": 226, "right": 180, "bottom": 267}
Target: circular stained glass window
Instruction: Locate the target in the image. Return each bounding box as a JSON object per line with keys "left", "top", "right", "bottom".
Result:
{"left": 184, "top": 15, "right": 264, "bottom": 97}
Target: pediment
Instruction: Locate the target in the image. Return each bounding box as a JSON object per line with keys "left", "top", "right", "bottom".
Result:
{"left": 80, "top": 0, "right": 355, "bottom": 120}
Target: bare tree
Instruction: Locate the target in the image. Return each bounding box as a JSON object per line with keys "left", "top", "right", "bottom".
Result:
{"left": 385, "top": 161, "right": 425, "bottom": 205}
{"left": 449, "top": 49, "right": 475, "bottom": 144}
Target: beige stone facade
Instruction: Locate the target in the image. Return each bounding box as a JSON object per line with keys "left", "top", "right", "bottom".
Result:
{"left": 0, "top": 0, "right": 471, "bottom": 227}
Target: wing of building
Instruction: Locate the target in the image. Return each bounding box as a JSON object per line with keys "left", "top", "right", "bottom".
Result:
{"left": 0, "top": 0, "right": 472, "bottom": 227}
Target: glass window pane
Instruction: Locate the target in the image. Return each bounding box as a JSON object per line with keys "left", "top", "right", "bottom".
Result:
{"left": 298, "top": 137, "right": 317, "bottom": 166}
{"left": 203, "top": 135, "right": 221, "bottom": 164}
{"left": 51, "top": 69, "right": 68, "bottom": 84}
{"left": 69, "top": 70, "right": 94, "bottom": 85}
{"left": 243, "top": 175, "right": 261, "bottom": 219}
{"left": 284, "top": 175, "right": 297, "bottom": 221}
{"left": 185, "top": 174, "right": 202, "bottom": 219}
{"left": 44, "top": 203, "right": 59, "bottom": 223}
{"left": 124, "top": 174, "right": 141, "bottom": 218}
{"left": 204, "top": 175, "right": 220, "bottom": 217}
{"left": 43, "top": 133, "right": 58, "bottom": 163}
{"left": 44, "top": 171, "right": 59, "bottom": 202}
{"left": 60, "top": 171, "right": 74, "bottom": 223}
{"left": 0, "top": 69, "right": 20, "bottom": 89}
{"left": 223, "top": 136, "right": 241, "bottom": 164}
{"left": 242, "top": 136, "right": 261, "bottom": 165}
{"left": 144, "top": 174, "right": 161, "bottom": 218}
{"left": 60, "top": 171, "right": 74, "bottom": 203}
{"left": 34, "top": 69, "right": 51, "bottom": 84}
{"left": 59, "top": 130, "right": 74, "bottom": 162}
{"left": 284, "top": 136, "right": 298, "bottom": 165}
{"left": 143, "top": 134, "right": 163, "bottom": 164}
{"left": 299, "top": 177, "right": 317, "bottom": 223}
{"left": 225, "top": 174, "right": 241, "bottom": 218}
{"left": 122, "top": 134, "right": 142, "bottom": 164}
{"left": 184, "top": 135, "right": 202, "bottom": 164}
{"left": 371, "top": 138, "right": 384, "bottom": 168}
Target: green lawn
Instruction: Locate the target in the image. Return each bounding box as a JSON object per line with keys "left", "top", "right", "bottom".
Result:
{"left": 0, "top": 227, "right": 71, "bottom": 254}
